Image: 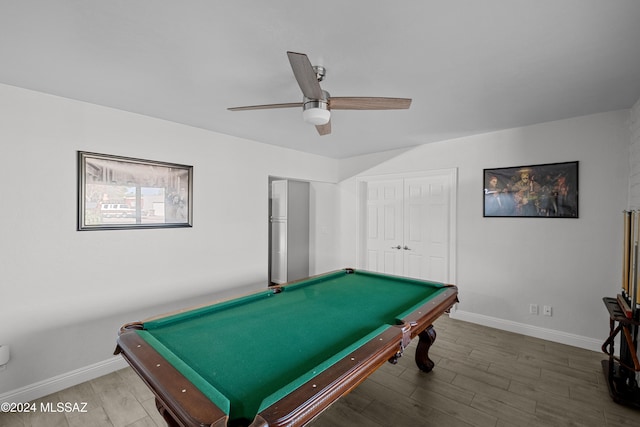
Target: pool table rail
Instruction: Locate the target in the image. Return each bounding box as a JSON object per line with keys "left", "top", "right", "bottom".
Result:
{"left": 255, "top": 326, "right": 405, "bottom": 426}
{"left": 116, "top": 325, "right": 230, "bottom": 427}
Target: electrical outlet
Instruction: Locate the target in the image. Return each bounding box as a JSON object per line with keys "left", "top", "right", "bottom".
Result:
{"left": 543, "top": 305, "right": 552, "bottom": 316}
{"left": 529, "top": 304, "right": 538, "bottom": 315}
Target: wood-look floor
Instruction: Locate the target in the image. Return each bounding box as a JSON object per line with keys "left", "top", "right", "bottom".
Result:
{"left": 1, "top": 316, "right": 638, "bottom": 426}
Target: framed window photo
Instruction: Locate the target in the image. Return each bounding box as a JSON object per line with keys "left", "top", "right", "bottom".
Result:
{"left": 483, "top": 161, "right": 578, "bottom": 218}
{"left": 78, "top": 152, "right": 193, "bottom": 230}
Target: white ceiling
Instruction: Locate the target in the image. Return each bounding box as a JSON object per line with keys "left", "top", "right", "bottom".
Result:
{"left": 2, "top": 1, "right": 640, "bottom": 158}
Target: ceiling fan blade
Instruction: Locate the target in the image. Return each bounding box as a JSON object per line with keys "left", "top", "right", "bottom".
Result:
{"left": 315, "top": 120, "right": 331, "bottom": 136}
{"left": 287, "top": 51, "right": 324, "bottom": 100}
{"left": 329, "top": 97, "right": 412, "bottom": 110}
{"left": 227, "top": 102, "right": 302, "bottom": 111}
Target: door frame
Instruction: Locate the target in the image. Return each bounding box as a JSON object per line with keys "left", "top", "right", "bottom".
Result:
{"left": 355, "top": 168, "right": 457, "bottom": 284}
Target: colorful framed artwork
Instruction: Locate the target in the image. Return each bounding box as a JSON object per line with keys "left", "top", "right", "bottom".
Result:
{"left": 483, "top": 161, "right": 578, "bottom": 218}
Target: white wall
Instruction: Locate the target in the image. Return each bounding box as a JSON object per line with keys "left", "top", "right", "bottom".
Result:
{"left": 0, "top": 84, "right": 341, "bottom": 398}
{"left": 338, "top": 110, "right": 631, "bottom": 350}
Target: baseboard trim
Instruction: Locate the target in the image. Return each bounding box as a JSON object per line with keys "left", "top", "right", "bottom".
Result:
{"left": 0, "top": 356, "right": 128, "bottom": 404}
{"left": 449, "top": 310, "right": 602, "bottom": 352}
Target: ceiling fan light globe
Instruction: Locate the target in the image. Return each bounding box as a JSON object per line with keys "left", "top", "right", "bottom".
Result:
{"left": 302, "top": 107, "right": 331, "bottom": 125}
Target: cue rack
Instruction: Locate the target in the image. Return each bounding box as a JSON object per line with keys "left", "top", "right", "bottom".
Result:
{"left": 601, "top": 210, "right": 640, "bottom": 407}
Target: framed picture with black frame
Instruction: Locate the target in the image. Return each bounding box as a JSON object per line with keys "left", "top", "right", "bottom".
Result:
{"left": 483, "top": 161, "right": 578, "bottom": 218}
{"left": 78, "top": 151, "right": 193, "bottom": 230}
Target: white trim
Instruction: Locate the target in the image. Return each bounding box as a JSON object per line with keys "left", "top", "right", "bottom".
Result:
{"left": 450, "top": 310, "right": 602, "bottom": 352}
{"left": 0, "top": 356, "right": 128, "bottom": 404}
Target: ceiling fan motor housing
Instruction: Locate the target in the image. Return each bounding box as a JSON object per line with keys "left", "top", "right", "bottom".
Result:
{"left": 302, "top": 90, "right": 330, "bottom": 125}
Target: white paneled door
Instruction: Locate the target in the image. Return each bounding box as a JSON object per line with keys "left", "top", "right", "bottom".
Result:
{"left": 403, "top": 176, "right": 451, "bottom": 281}
{"left": 361, "top": 170, "right": 455, "bottom": 282}
{"left": 366, "top": 179, "right": 404, "bottom": 275}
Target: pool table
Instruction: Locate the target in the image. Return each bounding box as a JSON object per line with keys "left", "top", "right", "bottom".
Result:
{"left": 115, "top": 268, "right": 458, "bottom": 427}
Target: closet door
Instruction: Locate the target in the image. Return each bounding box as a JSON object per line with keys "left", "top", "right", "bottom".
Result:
{"left": 365, "top": 180, "right": 404, "bottom": 275}
{"left": 361, "top": 171, "right": 453, "bottom": 282}
{"left": 403, "top": 175, "right": 450, "bottom": 281}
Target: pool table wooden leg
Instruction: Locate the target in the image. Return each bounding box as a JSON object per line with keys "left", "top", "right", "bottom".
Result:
{"left": 155, "top": 398, "right": 180, "bottom": 427}
{"left": 415, "top": 325, "right": 436, "bottom": 372}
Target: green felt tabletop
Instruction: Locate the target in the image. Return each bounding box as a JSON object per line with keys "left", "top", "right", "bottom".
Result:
{"left": 138, "top": 269, "right": 448, "bottom": 422}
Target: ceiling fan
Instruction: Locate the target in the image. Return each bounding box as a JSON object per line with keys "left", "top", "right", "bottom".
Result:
{"left": 227, "top": 51, "right": 412, "bottom": 136}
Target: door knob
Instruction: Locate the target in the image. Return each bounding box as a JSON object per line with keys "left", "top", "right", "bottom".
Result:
{"left": 403, "top": 246, "right": 411, "bottom": 250}
{"left": 391, "top": 245, "right": 401, "bottom": 249}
